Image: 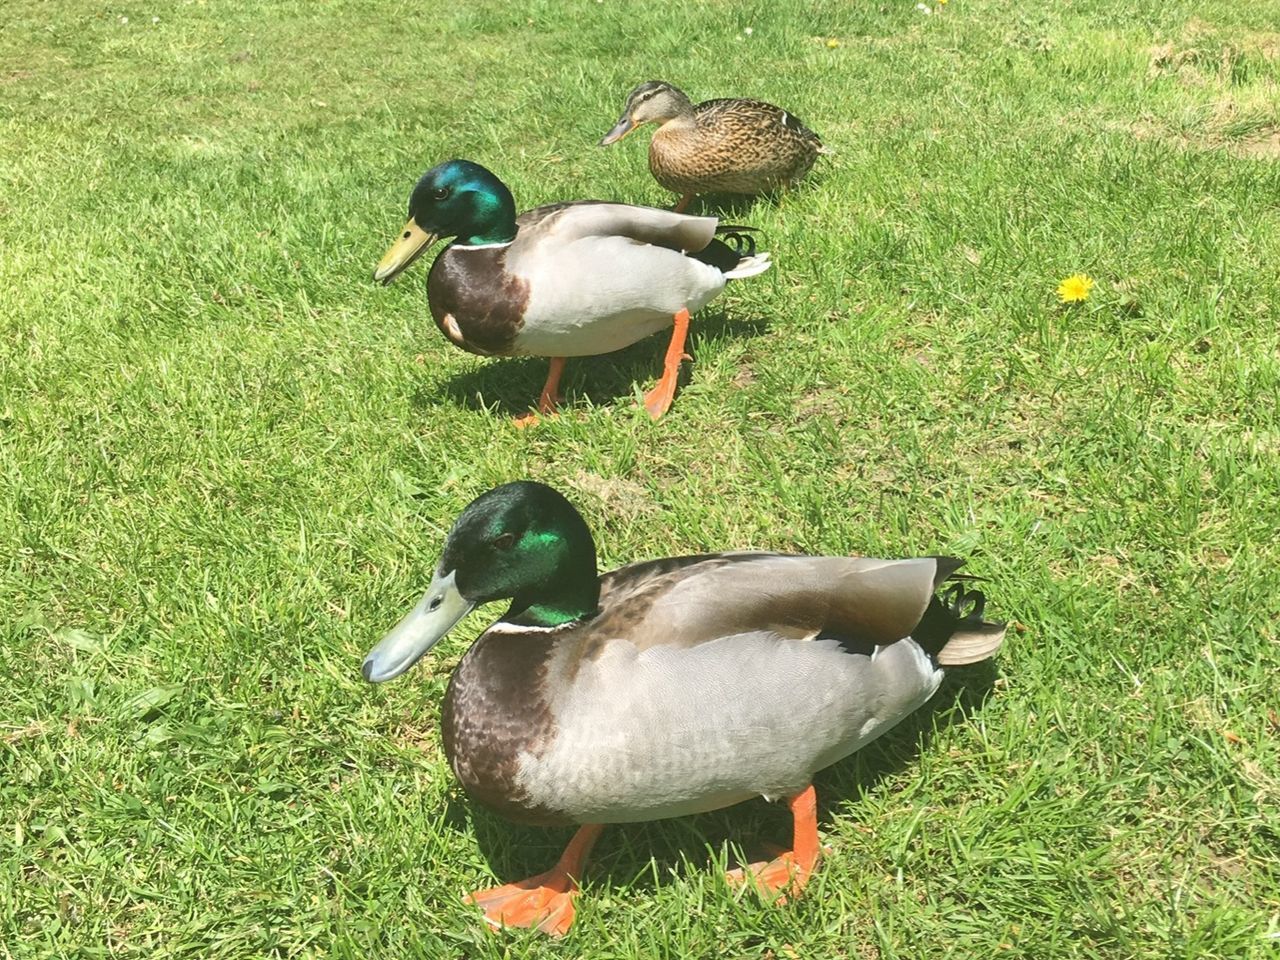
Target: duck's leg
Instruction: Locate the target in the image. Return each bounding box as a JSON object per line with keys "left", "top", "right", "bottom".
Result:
{"left": 513, "top": 356, "right": 566, "bottom": 428}
{"left": 642, "top": 308, "right": 691, "bottom": 420}
{"left": 466, "top": 823, "right": 604, "bottom": 936}
{"left": 672, "top": 193, "right": 695, "bottom": 213}
{"left": 725, "top": 785, "right": 821, "bottom": 902}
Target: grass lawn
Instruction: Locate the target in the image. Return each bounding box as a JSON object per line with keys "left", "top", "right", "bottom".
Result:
{"left": 3, "top": 0, "right": 1279, "bottom": 955}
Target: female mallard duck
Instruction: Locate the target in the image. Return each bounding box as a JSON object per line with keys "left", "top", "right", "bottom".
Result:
{"left": 600, "top": 81, "right": 826, "bottom": 212}
{"left": 374, "top": 159, "right": 771, "bottom": 423}
{"left": 362, "top": 482, "right": 1006, "bottom": 936}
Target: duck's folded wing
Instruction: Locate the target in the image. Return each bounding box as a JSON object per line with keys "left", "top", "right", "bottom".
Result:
{"left": 516, "top": 201, "right": 720, "bottom": 255}
{"left": 594, "top": 553, "right": 958, "bottom": 652}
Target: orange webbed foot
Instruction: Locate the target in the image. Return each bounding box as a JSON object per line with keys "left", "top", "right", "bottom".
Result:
{"left": 512, "top": 410, "right": 547, "bottom": 429}
{"left": 466, "top": 823, "right": 603, "bottom": 937}
{"left": 642, "top": 379, "right": 677, "bottom": 420}
{"left": 465, "top": 870, "right": 579, "bottom": 936}
{"left": 512, "top": 395, "right": 560, "bottom": 429}
{"left": 725, "top": 849, "right": 816, "bottom": 904}
{"left": 725, "top": 786, "right": 822, "bottom": 904}
{"left": 642, "top": 308, "right": 691, "bottom": 420}
{"left": 513, "top": 356, "right": 566, "bottom": 428}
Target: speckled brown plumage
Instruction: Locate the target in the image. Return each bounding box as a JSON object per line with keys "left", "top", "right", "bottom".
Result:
{"left": 650, "top": 99, "right": 823, "bottom": 197}
{"left": 604, "top": 81, "right": 824, "bottom": 202}
{"left": 441, "top": 627, "right": 570, "bottom": 826}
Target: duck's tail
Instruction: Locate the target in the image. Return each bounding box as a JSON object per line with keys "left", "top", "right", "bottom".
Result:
{"left": 912, "top": 558, "right": 1007, "bottom": 667}
{"left": 724, "top": 252, "right": 772, "bottom": 279}
{"left": 693, "top": 225, "right": 772, "bottom": 279}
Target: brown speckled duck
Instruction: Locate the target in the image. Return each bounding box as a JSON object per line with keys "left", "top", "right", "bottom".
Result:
{"left": 600, "top": 80, "right": 826, "bottom": 211}
{"left": 362, "top": 482, "right": 1007, "bottom": 937}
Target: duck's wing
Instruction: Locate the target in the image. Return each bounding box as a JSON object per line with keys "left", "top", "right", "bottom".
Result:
{"left": 512, "top": 201, "right": 721, "bottom": 260}
{"left": 696, "top": 97, "right": 824, "bottom": 145}
{"left": 592, "top": 552, "right": 971, "bottom": 653}
{"left": 499, "top": 202, "right": 767, "bottom": 355}
{"left": 521, "top": 553, "right": 1000, "bottom": 823}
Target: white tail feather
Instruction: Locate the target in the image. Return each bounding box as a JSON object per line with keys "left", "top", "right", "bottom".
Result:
{"left": 936, "top": 624, "right": 1007, "bottom": 667}
{"left": 724, "top": 253, "right": 772, "bottom": 279}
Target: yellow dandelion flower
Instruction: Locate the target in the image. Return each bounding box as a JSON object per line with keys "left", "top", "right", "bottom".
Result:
{"left": 826, "top": 37, "right": 840, "bottom": 48}
{"left": 1057, "top": 273, "right": 1094, "bottom": 303}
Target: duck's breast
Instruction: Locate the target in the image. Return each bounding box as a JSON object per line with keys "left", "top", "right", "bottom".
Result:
{"left": 442, "top": 627, "right": 571, "bottom": 826}
{"left": 427, "top": 245, "right": 528, "bottom": 357}
{"left": 514, "top": 631, "right": 943, "bottom": 824}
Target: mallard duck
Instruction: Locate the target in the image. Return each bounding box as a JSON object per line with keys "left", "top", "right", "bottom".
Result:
{"left": 362, "top": 481, "right": 1006, "bottom": 936}
{"left": 600, "top": 81, "right": 826, "bottom": 212}
{"left": 373, "top": 159, "right": 771, "bottom": 423}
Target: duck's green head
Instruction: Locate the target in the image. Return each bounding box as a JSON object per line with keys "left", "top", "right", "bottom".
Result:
{"left": 373, "top": 159, "right": 518, "bottom": 285}
{"left": 361, "top": 481, "right": 600, "bottom": 683}
{"left": 600, "top": 80, "right": 694, "bottom": 145}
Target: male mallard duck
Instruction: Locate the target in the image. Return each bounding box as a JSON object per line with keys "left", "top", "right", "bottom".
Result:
{"left": 362, "top": 481, "right": 1006, "bottom": 936}
{"left": 374, "top": 159, "right": 771, "bottom": 423}
{"left": 600, "top": 81, "right": 826, "bottom": 212}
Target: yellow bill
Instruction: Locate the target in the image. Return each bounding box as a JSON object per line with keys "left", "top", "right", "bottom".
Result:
{"left": 374, "top": 218, "right": 439, "bottom": 285}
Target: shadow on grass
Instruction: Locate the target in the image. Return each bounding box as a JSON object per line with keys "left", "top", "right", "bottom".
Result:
{"left": 411, "top": 307, "right": 772, "bottom": 418}
{"left": 680, "top": 193, "right": 766, "bottom": 219}
{"left": 454, "top": 660, "right": 1000, "bottom": 893}
{"left": 679, "top": 171, "right": 828, "bottom": 220}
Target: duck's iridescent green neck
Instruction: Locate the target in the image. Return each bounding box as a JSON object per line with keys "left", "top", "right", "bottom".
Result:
{"left": 511, "top": 597, "right": 596, "bottom": 629}
{"left": 503, "top": 527, "right": 600, "bottom": 628}
{"left": 456, "top": 187, "right": 517, "bottom": 246}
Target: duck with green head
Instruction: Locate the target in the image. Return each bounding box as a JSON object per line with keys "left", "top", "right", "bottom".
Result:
{"left": 362, "top": 481, "right": 1007, "bottom": 936}
{"left": 374, "top": 159, "right": 771, "bottom": 424}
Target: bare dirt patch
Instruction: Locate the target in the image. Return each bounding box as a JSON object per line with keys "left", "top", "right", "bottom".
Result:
{"left": 568, "top": 470, "right": 658, "bottom": 522}
{"left": 1233, "top": 129, "right": 1280, "bottom": 158}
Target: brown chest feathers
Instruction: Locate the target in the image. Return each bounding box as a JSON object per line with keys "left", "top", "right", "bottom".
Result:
{"left": 426, "top": 245, "right": 529, "bottom": 357}
{"left": 440, "top": 628, "right": 570, "bottom": 826}
{"left": 649, "top": 100, "right": 822, "bottom": 196}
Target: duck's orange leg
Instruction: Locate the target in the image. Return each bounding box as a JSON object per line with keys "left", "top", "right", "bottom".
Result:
{"left": 642, "top": 308, "right": 691, "bottom": 420}
{"left": 673, "top": 193, "right": 695, "bottom": 213}
{"left": 466, "top": 823, "right": 604, "bottom": 937}
{"left": 726, "top": 785, "right": 822, "bottom": 903}
{"left": 513, "top": 356, "right": 566, "bottom": 428}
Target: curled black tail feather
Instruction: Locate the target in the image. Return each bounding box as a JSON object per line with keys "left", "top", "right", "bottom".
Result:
{"left": 714, "top": 225, "right": 759, "bottom": 257}
{"left": 913, "top": 575, "right": 1006, "bottom": 666}
{"left": 938, "top": 581, "right": 987, "bottom": 623}
{"left": 691, "top": 226, "right": 762, "bottom": 274}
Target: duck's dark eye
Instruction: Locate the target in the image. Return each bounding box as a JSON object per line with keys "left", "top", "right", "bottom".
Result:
{"left": 431, "top": 187, "right": 449, "bottom": 201}
{"left": 493, "top": 532, "right": 516, "bottom": 551}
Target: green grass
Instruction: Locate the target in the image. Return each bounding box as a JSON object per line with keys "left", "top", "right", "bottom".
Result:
{"left": 3, "top": 0, "right": 1279, "bottom": 956}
